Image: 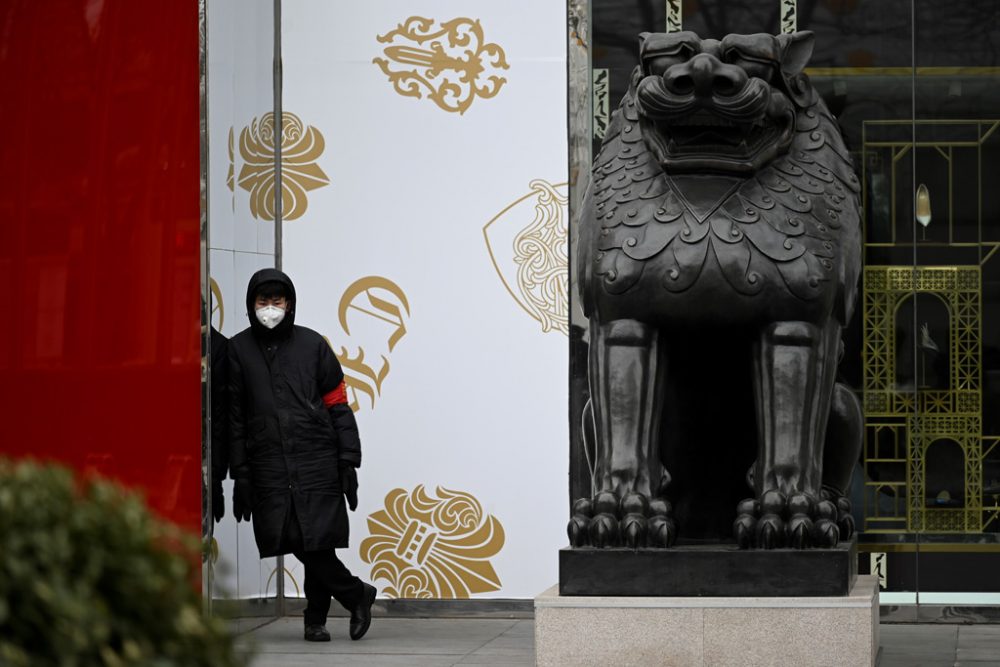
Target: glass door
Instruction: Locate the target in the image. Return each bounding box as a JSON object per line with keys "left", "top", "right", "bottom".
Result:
{"left": 906, "top": 0, "right": 1000, "bottom": 620}
{"left": 203, "top": 0, "right": 283, "bottom": 631}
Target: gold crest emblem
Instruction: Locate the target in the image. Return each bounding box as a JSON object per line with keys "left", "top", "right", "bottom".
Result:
{"left": 360, "top": 486, "right": 505, "bottom": 598}
{"left": 374, "top": 17, "right": 509, "bottom": 115}
{"left": 329, "top": 277, "right": 410, "bottom": 413}
{"left": 237, "top": 111, "right": 330, "bottom": 221}
{"left": 484, "top": 180, "right": 569, "bottom": 335}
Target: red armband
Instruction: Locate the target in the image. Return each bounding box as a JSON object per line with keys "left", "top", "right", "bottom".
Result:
{"left": 322, "top": 381, "right": 348, "bottom": 407}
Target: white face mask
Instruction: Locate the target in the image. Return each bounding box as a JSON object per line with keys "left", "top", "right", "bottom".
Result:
{"left": 255, "top": 305, "right": 285, "bottom": 329}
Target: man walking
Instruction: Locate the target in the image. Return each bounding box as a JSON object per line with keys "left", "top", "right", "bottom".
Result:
{"left": 228, "top": 268, "right": 376, "bottom": 642}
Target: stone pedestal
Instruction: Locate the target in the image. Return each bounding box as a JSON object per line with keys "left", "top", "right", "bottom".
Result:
{"left": 560, "top": 540, "right": 857, "bottom": 597}
{"left": 535, "top": 575, "right": 879, "bottom": 667}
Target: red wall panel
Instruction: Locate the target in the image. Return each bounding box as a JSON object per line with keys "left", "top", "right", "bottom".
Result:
{"left": 0, "top": 1, "right": 202, "bottom": 534}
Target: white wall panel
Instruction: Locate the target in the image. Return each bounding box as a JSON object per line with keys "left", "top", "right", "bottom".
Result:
{"left": 281, "top": 0, "right": 568, "bottom": 599}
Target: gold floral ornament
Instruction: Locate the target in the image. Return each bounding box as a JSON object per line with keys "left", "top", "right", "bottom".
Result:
{"left": 484, "top": 180, "right": 569, "bottom": 335}
{"left": 360, "top": 486, "right": 505, "bottom": 598}
{"left": 374, "top": 17, "right": 509, "bottom": 115}
{"left": 237, "top": 112, "right": 330, "bottom": 221}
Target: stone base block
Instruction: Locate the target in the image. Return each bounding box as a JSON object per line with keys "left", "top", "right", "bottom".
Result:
{"left": 560, "top": 539, "right": 857, "bottom": 597}
{"left": 535, "top": 575, "right": 879, "bottom": 667}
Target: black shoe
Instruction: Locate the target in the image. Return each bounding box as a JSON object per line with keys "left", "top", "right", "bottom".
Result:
{"left": 349, "top": 583, "right": 377, "bottom": 640}
{"left": 304, "top": 624, "right": 331, "bottom": 642}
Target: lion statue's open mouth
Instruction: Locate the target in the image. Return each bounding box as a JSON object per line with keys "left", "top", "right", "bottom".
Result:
{"left": 642, "top": 103, "right": 794, "bottom": 173}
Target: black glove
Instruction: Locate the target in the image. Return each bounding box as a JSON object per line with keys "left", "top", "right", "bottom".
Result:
{"left": 212, "top": 478, "right": 225, "bottom": 523}
{"left": 233, "top": 477, "right": 254, "bottom": 522}
{"left": 339, "top": 463, "right": 358, "bottom": 511}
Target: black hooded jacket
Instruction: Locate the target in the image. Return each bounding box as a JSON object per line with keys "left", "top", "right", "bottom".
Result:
{"left": 228, "top": 268, "right": 361, "bottom": 556}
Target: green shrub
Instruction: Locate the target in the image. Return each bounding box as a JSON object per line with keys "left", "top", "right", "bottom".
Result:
{"left": 0, "top": 458, "right": 244, "bottom": 667}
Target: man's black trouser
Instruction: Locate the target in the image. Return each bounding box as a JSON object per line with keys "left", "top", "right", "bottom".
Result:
{"left": 281, "top": 504, "right": 364, "bottom": 626}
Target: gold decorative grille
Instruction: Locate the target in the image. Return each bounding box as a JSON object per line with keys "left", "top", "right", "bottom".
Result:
{"left": 862, "top": 267, "right": 981, "bottom": 417}
{"left": 862, "top": 265, "right": 983, "bottom": 533}
{"left": 906, "top": 415, "right": 982, "bottom": 532}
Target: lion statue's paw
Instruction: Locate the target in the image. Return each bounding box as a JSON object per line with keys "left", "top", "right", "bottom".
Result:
{"left": 568, "top": 490, "right": 676, "bottom": 549}
{"left": 733, "top": 489, "right": 854, "bottom": 550}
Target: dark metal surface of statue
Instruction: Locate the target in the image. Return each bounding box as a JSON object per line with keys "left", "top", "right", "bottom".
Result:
{"left": 572, "top": 30, "right": 863, "bottom": 553}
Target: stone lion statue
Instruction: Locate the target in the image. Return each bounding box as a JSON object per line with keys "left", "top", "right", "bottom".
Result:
{"left": 571, "top": 30, "right": 862, "bottom": 550}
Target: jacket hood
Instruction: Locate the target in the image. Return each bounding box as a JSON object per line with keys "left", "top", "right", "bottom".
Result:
{"left": 245, "top": 268, "right": 297, "bottom": 338}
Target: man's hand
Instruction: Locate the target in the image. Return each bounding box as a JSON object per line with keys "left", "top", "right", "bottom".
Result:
{"left": 213, "top": 479, "right": 225, "bottom": 523}
{"left": 233, "top": 477, "right": 254, "bottom": 522}
{"left": 339, "top": 463, "right": 358, "bottom": 511}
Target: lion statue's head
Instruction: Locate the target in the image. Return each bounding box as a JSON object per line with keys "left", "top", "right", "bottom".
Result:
{"left": 634, "top": 31, "right": 815, "bottom": 174}
{"left": 582, "top": 31, "right": 861, "bottom": 325}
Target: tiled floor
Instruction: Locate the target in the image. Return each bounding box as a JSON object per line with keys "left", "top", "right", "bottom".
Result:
{"left": 880, "top": 624, "right": 1000, "bottom": 667}
{"left": 240, "top": 618, "right": 534, "bottom": 666}
{"left": 239, "top": 618, "right": 1000, "bottom": 666}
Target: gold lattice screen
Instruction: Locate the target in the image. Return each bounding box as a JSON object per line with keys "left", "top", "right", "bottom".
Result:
{"left": 862, "top": 266, "right": 984, "bottom": 533}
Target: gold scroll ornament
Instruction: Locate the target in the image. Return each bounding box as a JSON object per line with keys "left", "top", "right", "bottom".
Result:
{"left": 330, "top": 277, "right": 410, "bottom": 413}
{"left": 374, "top": 17, "right": 509, "bottom": 115}
{"left": 360, "top": 485, "right": 505, "bottom": 598}
{"left": 484, "top": 180, "right": 569, "bottom": 335}
{"left": 238, "top": 112, "right": 330, "bottom": 221}
{"left": 226, "top": 127, "right": 234, "bottom": 193}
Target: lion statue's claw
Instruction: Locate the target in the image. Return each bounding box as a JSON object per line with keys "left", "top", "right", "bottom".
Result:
{"left": 821, "top": 487, "right": 856, "bottom": 541}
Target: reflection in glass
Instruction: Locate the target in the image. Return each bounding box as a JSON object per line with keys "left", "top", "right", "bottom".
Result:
{"left": 204, "top": 0, "right": 280, "bottom": 629}
{"left": 915, "top": 183, "right": 931, "bottom": 240}
{"left": 925, "top": 439, "right": 965, "bottom": 508}
{"left": 894, "top": 294, "right": 950, "bottom": 391}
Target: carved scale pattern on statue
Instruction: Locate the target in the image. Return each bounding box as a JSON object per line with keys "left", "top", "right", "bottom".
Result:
{"left": 573, "top": 31, "right": 863, "bottom": 550}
